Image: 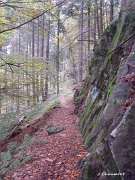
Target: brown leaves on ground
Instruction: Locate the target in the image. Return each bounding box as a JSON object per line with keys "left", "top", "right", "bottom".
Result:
{"left": 5, "top": 95, "right": 87, "bottom": 180}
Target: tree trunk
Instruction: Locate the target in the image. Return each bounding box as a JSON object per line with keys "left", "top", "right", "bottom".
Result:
{"left": 45, "top": 16, "right": 50, "bottom": 100}
{"left": 87, "top": 3, "right": 91, "bottom": 71}
{"left": 26, "top": 23, "right": 30, "bottom": 105}
{"left": 96, "top": 0, "right": 100, "bottom": 39}
{"left": 41, "top": 14, "right": 45, "bottom": 100}
{"left": 56, "top": 9, "right": 60, "bottom": 94}
{"left": 100, "top": 0, "right": 103, "bottom": 36}
{"left": 105, "top": 2, "right": 109, "bottom": 27}
{"left": 110, "top": 0, "right": 114, "bottom": 22}
{"left": 94, "top": 0, "right": 97, "bottom": 42}
{"left": 17, "top": 28, "right": 21, "bottom": 112}
{"left": 78, "top": 0, "right": 84, "bottom": 82}
{"left": 32, "top": 21, "right": 36, "bottom": 103}
{"left": 36, "top": 17, "right": 40, "bottom": 102}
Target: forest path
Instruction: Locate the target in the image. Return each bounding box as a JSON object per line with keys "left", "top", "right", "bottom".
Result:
{"left": 6, "top": 94, "right": 86, "bottom": 180}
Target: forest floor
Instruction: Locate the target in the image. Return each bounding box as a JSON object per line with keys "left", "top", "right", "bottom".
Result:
{"left": 2, "top": 93, "right": 87, "bottom": 180}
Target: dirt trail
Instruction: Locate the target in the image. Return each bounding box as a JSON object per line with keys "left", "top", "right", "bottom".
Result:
{"left": 5, "top": 94, "right": 86, "bottom": 180}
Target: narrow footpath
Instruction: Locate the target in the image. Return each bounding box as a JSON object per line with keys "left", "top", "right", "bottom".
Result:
{"left": 5, "top": 94, "right": 86, "bottom": 180}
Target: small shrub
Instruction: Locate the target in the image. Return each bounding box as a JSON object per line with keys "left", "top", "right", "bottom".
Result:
{"left": 23, "top": 155, "right": 33, "bottom": 163}
{"left": 0, "top": 167, "right": 10, "bottom": 174}
{"left": 16, "top": 143, "right": 29, "bottom": 151}
{"left": 23, "top": 134, "right": 34, "bottom": 145}
{"left": 11, "top": 159, "right": 20, "bottom": 168}
{"left": 1, "top": 151, "right": 11, "bottom": 163}
{"left": 7, "top": 142, "right": 19, "bottom": 152}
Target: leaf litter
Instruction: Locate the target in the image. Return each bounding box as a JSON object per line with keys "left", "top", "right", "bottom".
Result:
{"left": 4, "top": 94, "right": 87, "bottom": 180}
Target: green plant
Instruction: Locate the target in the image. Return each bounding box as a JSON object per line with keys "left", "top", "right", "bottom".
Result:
{"left": 10, "top": 159, "right": 20, "bottom": 168}
{"left": 23, "top": 134, "right": 34, "bottom": 144}
{"left": 7, "top": 142, "right": 19, "bottom": 152}
{"left": 23, "top": 155, "right": 33, "bottom": 163}
{"left": 1, "top": 151, "right": 11, "bottom": 163}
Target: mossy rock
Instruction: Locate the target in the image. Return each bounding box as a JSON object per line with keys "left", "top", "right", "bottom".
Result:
{"left": 47, "top": 123, "right": 54, "bottom": 129}
{"left": 47, "top": 126, "right": 64, "bottom": 135}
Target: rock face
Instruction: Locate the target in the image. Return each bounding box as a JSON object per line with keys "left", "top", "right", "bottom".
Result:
{"left": 74, "top": 10, "right": 135, "bottom": 180}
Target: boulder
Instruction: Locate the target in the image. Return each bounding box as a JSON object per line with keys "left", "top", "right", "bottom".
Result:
{"left": 47, "top": 126, "right": 64, "bottom": 135}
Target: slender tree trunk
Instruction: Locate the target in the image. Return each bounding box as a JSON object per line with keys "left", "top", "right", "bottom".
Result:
{"left": 45, "top": 16, "right": 50, "bottom": 100}
{"left": 37, "top": 18, "right": 40, "bottom": 57}
{"left": 96, "top": 0, "right": 100, "bottom": 39}
{"left": 17, "top": 28, "right": 21, "bottom": 112}
{"left": 36, "top": 17, "right": 40, "bottom": 102}
{"left": 105, "top": 2, "right": 109, "bottom": 27}
{"left": 32, "top": 21, "right": 36, "bottom": 103}
{"left": 94, "top": 0, "right": 97, "bottom": 42}
{"left": 110, "top": 0, "right": 114, "bottom": 22}
{"left": 78, "top": 0, "right": 84, "bottom": 82}
{"left": 41, "top": 14, "right": 45, "bottom": 100}
{"left": 100, "top": 0, "right": 103, "bottom": 36}
{"left": 56, "top": 9, "right": 60, "bottom": 94}
{"left": 26, "top": 23, "right": 30, "bottom": 105}
{"left": 87, "top": 4, "right": 91, "bottom": 71}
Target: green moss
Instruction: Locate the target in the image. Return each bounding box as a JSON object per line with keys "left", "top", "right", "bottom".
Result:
{"left": 84, "top": 133, "right": 91, "bottom": 148}
{"left": 87, "top": 127, "right": 104, "bottom": 151}
{"left": 100, "top": 39, "right": 108, "bottom": 55}
{"left": 132, "top": 12, "right": 135, "bottom": 20}
{"left": 83, "top": 164, "right": 97, "bottom": 180}
{"left": 79, "top": 100, "right": 93, "bottom": 128}
{"left": 106, "top": 159, "right": 121, "bottom": 180}
{"left": 99, "top": 148, "right": 112, "bottom": 166}
{"left": 109, "top": 23, "right": 117, "bottom": 34}
{"left": 80, "top": 102, "right": 100, "bottom": 136}
{"left": 131, "top": 21, "right": 135, "bottom": 28}
{"left": 103, "top": 27, "right": 109, "bottom": 36}
{"left": 125, "top": 14, "right": 131, "bottom": 24}
{"left": 104, "top": 23, "right": 117, "bottom": 37}
{"left": 105, "top": 78, "right": 116, "bottom": 103}
{"left": 104, "top": 13, "right": 126, "bottom": 68}
{"left": 119, "top": 26, "right": 127, "bottom": 42}
{"left": 91, "top": 59, "right": 99, "bottom": 67}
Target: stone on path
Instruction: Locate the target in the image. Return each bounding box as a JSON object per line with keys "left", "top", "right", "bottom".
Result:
{"left": 47, "top": 126, "right": 64, "bottom": 135}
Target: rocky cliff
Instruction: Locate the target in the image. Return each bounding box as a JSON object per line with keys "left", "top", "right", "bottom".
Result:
{"left": 74, "top": 9, "right": 135, "bottom": 180}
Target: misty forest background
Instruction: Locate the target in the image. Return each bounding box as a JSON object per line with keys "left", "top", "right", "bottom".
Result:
{"left": 0, "top": 0, "right": 119, "bottom": 138}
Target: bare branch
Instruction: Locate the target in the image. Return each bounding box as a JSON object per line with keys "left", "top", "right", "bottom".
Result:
{"left": 104, "top": 32, "right": 135, "bottom": 57}
{"left": 0, "top": 0, "right": 67, "bottom": 34}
